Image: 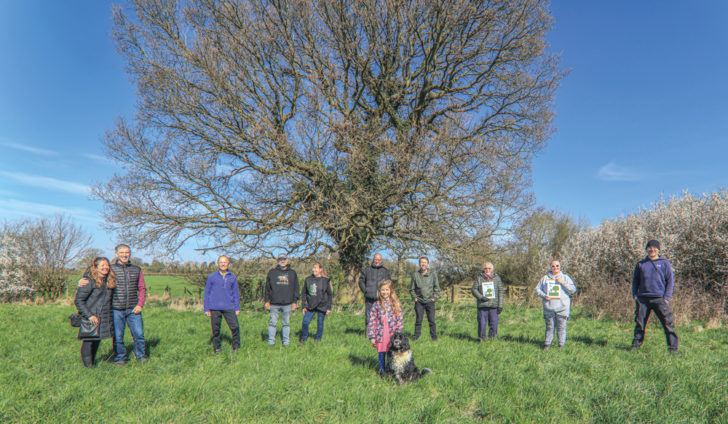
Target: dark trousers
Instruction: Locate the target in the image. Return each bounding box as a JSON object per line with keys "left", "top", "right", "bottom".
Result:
{"left": 632, "top": 297, "right": 679, "bottom": 351}
{"left": 477, "top": 307, "right": 499, "bottom": 340}
{"left": 365, "top": 298, "right": 377, "bottom": 327}
{"left": 80, "top": 340, "right": 100, "bottom": 367}
{"left": 210, "top": 310, "right": 240, "bottom": 351}
{"left": 378, "top": 352, "right": 386, "bottom": 375}
{"left": 414, "top": 301, "right": 437, "bottom": 339}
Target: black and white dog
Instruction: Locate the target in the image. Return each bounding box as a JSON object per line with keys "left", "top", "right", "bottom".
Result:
{"left": 386, "top": 332, "right": 432, "bottom": 383}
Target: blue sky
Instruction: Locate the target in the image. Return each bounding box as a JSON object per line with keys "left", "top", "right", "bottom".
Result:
{"left": 1, "top": 1, "right": 727, "bottom": 261}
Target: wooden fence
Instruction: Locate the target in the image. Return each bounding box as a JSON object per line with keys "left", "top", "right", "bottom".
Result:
{"left": 448, "top": 282, "right": 529, "bottom": 303}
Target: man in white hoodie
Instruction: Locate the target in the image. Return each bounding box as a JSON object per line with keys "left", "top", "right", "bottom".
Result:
{"left": 535, "top": 260, "right": 577, "bottom": 350}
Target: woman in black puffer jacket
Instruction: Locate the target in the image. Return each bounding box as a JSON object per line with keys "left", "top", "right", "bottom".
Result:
{"left": 74, "top": 257, "right": 116, "bottom": 367}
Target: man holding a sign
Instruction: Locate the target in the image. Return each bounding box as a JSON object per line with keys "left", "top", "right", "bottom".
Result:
{"left": 471, "top": 262, "right": 504, "bottom": 341}
{"left": 535, "top": 260, "right": 577, "bottom": 350}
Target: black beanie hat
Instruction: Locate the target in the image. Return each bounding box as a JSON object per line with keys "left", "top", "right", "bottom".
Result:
{"left": 646, "top": 239, "right": 660, "bottom": 250}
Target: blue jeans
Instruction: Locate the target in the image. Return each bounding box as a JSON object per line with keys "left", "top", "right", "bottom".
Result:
{"left": 113, "top": 309, "right": 146, "bottom": 362}
{"left": 268, "top": 304, "right": 292, "bottom": 346}
{"left": 301, "top": 310, "right": 326, "bottom": 341}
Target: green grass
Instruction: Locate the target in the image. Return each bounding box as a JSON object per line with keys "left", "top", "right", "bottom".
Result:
{"left": 1, "top": 302, "right": 726, "bottom": 423}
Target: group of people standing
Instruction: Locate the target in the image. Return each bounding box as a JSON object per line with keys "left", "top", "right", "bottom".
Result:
{"left": 355, "top": 238, "right": 679, "bottom": 372}
{"left": 203, "top": 253, "right": 333, "bottom": 351}
{"left": 73, "top": 239, "right": 679, "bottom": 368}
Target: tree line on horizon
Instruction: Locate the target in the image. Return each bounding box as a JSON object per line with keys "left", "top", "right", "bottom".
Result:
{"left": 2, "top": 190, "right": 727, "bottom": 322}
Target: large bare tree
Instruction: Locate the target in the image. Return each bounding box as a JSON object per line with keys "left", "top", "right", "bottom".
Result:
{"left": 98, "top": 0, "right": 562, "bottom": 292}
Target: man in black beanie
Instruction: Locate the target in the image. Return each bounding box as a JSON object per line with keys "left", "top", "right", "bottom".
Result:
{"left": 631, "top": 239, "right": 679, "bottom": 353}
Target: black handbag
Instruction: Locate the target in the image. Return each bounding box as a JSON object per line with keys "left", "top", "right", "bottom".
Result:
{"left": 69, "top": 313, "right": 82, "bottom": 327}
{"left": 78, "top": 317, "right": 100, "bottom": 339}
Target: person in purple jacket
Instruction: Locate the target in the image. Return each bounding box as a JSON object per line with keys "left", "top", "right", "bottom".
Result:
{"left": 204, "top": 255, "right": 241, "bottom": 354}
{"left": 631, "top": 239, "right": 679, "bottom": 353}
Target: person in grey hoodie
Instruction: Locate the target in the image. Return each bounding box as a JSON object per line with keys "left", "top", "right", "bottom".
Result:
{"left": 471, "top": 262, "right": 504, "bottom": 341}
{"left": 535, "top": 260, "right": 577, "bottom": 349}
{"left": 358, "top": 253, "right": 391, "bottom": 326}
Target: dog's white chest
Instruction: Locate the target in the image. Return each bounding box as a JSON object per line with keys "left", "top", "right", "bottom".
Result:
{"left": 392, "top": 350, "right": 412, "bottom": 374}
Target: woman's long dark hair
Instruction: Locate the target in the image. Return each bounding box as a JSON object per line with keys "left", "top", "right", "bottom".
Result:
{"left": 312, "top": 262, "right": 328, "bottom": 278}
{"left": 90, "top": 257, "right": 116, "bottom": 289}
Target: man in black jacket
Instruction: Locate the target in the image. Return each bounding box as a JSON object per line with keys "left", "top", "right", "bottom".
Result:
{"left": 264, "top": 254, "right": 299, "bottom": 346}
{"left": 358, "top": 253, "right": 391, "bottom": 326}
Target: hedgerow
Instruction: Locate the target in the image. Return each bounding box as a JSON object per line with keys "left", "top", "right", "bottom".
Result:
{"left": 561, "top": 190, "right": 728, "bottom": 321}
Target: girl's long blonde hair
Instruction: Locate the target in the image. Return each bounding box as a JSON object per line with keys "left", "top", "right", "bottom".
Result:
{"left": 90, "top": 257, "right": 116, "bottom": 289}
{"left": 377, "top": 280, "right": 401, "bottom": 315}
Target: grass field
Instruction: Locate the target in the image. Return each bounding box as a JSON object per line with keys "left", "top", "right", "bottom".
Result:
{"left": 1, "top": 302, "right": 726, "bottom": 423}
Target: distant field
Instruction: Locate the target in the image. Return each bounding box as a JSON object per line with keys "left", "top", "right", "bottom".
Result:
{"left": 143, "top": 274, "right": 201, "bottom": 298}
{"left": 2, "top": 302, "right": 726, "bottom": 423}
{"left": 66, "top": 274, "right": 199, "bottom": 299}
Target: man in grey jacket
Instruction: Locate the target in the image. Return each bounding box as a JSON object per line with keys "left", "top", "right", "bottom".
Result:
{"left": 358, "top": 253, "right": 391, "bottom": 326}
{"left": 410, "top": 256, "right": 441, "bottom": 341}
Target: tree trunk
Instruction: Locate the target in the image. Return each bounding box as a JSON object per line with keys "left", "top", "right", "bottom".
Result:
{"left": 335, "top": 263, "right": 362, "bottom": 305}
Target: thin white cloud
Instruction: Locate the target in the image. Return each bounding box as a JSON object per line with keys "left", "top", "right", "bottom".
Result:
{"left": 0, "top": 198, "right": 101, "bottom": 224}
{"left": 83, "top": 153, "right": 114, "bottom": 164}
{"left": 597, "top": 161, "right": 643, "bottom": 182}
{"left": 1, "top": 141, "right": 58, "bottom": 156}
{"left": 1, "top": 171, "right": 90, "bottom": 196}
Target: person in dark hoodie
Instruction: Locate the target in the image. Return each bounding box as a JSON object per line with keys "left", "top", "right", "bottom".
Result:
{"left": 358, "top": 253, "right": 391, "bottom": 326}
{"left": 74, "top": 257, "right": 116, "bottom": 367}
{"left": 299, "top": 262, "right": 333, "bottom": 344}
{"left": 204, "top": 255, "right": 240, "bottom": 354}
{"left": 264, "top": 254, "right": 300, "bottom": 346}
{"left": 631, "top": 239, "right": 679, "bottom": 353}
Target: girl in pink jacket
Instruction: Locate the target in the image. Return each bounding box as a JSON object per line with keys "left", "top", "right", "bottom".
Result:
{"left": 366, "top": 280, "right": 403, "bottom": 375}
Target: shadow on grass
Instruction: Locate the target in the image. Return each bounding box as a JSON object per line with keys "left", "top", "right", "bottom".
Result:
{"left": 348, "top": 353, "right": 378, "bottom": 372}
{"left": 570, "top": 335, "right": 608, "bottom": 347}
{"left": 344, "top": 327, "right": 366, "bottom": 335}
{"left": 501, "top": 334, "right": 542, "bottom": 347}
{"left": 446, "top": 331, "right": 480, "bottom": 343}
{"left": 96, "top": 337, "right": 161, "bottom": 363}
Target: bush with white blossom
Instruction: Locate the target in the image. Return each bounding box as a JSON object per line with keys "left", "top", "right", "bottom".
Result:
{"left": 561, "top": 190, "right": 728, "bottom": 321}
{"left": 0, "top": 234, "right": 33, "bottom": 301}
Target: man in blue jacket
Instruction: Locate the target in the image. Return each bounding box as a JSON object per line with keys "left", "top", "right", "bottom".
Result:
{"left": 204, "top": 255, "right": 240, "bottom": 354}
{"left": 631, "top": 239, "right": 679, "bottom": 353}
